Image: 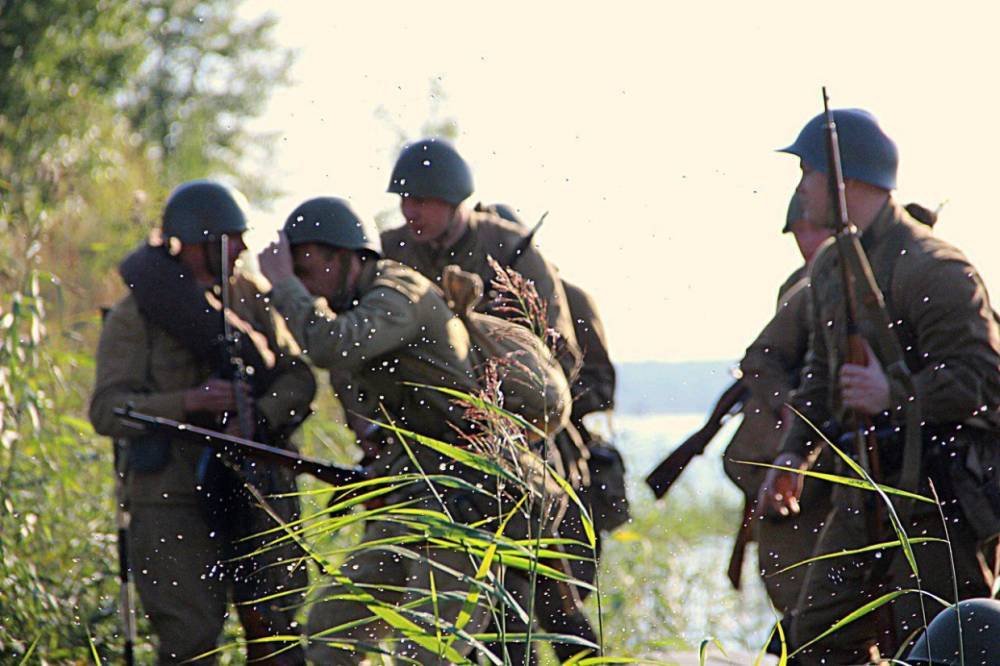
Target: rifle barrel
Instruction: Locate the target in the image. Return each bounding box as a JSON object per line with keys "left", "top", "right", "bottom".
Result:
{"left": 113, "top": 407, "right": 367, "bottom": 487}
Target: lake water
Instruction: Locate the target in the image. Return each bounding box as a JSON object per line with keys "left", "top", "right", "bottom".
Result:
{"left": 601, "top": 412, "right": 778, "bottom": 657}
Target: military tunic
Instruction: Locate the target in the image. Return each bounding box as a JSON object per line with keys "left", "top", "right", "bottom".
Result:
{"left": 268, "top": 259, "right": 495, "bottom": 665}
{"left": 90, "top": 275, "right": 316, "bottom": 664}
{"left": 564, "top": 279, "right": 616, "bottom": 424}
{"left": 726, "top": 271, "right": 831, "bottom": 615}
{"left": 381, "top": 209, "right": 581, "bottom": 372}
{"left": 780, "top": 200, "right": 1000, "bottom": 662}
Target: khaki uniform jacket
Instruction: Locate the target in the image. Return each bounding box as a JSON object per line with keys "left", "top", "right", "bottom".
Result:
{"left": 782, "top": 199, "right": 1000, "bottom": 464}
{"left": 381, "top": 210, "right": 581, "bottom": 372}
{"left": 724, "top": 270, "right": 810, "bottom": 496}
{"left": 90, "top": 275, "right": 317, "bottom": 505}
{"left": 269, "top": 259, "right": 479, "bottom": 443}
{"left": 563, "top": 280, "right": 615, "bottom": 424}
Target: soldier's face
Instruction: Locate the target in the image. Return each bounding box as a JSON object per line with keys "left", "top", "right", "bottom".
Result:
{"left": 400, "top": 196, "right": 455, "bottom": 243}
{"left": 789, "top": 219, "right": 833, "bottom": 263}
{"left": 292, "top": 243, "right": 344, "bottom": 302}
{"left": 795, "top": 162, "right": 831, "bottom": 228}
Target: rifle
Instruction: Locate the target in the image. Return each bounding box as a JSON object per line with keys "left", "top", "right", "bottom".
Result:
{"left": 102, "top": 308, "right": 136, "bottom": 666}
{"left": 822, "top": 88, "right": 886, "bottom": 540}
{"left": 114, "top": 407, "right": 368, "bottom": 488}
{"left": 821, "top": 89, "right": 924, "bottom": 652}
{"left": 507, "top": 213, "right": 546, "bottom": 269}
{"left": 219, "top": 235, "right": 256, "bottom": 439}
{"left": 645, "top": 379, "right": 748, "bottom": 499}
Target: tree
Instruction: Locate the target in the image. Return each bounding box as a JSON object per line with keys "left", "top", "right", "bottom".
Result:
{"left": 124, "top": 0, "right": 294, "bottom": 201}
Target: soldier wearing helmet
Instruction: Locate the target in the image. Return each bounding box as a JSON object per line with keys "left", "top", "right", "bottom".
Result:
{"left": 719, "top": 193, "right": 834, "bottom": 634}
{"left": 381, "top": 139, "right": 581, "bottom": 375}
{"left": 90, "top": 180, "right": 316, "bottom": 664}
{"left": 260, "top": 197, "right": 557, "bottom": 665}
{"left": 758, "top": 109, "right": 1000, "bottom": 662}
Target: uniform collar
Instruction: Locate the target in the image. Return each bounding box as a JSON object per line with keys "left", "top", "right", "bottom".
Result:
{"left": 859, "top": 197, "right": 903, "bottom": 253}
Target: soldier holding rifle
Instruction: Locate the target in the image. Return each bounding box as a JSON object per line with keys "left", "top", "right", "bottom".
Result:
{"left": 90, "top": 181, "right": 316, "bottom": 665}
{"left": 722, "top": 193, "right": 834, "bottom": 622}
{"left": 759, "top": 105, "right": 1000, "bottom": 662}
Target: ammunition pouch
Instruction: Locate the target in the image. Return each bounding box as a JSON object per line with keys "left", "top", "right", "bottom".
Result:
{"left": 585, "top": 439, "right": 630, "bottom": 533}
{"left": 126, "top": 432, "right": 172, "bottom": 473}
{"left": 942, "top": 427, "right": 1000, "bottom": 544}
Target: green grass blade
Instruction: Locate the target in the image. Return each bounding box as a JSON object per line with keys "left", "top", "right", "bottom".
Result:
{"left": 790, "top": 588, "right": 951, "bottom": 656}
{"left": 698, "top": 637, "right": 726, "bottom": 665}
{"left": 86, "top": 627, "right": 100, "bottom": 664}
{"left": 734, "top": 460, "right": 934, "bottom": 504}
{"left": 771, "top": 537, "right": 947, "bottom": 576}
{"left": 17, "top": 635, "right": 41, "bottom": 665}
{"left": 405, "top": 382, "right": 547, "bottom": 440}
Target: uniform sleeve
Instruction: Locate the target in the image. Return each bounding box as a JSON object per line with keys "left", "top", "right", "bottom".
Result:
{"left": 89, "top": 302, "right": 187, "bottom": 438}
{"left": 566, "top": 284, "right": 616, "bottom": 418}
{"left": 740, "top": 279, "right": 811, "bottom": 416}
{"left": 780, "top": 275, "right": 834, "bottom": 463}
{"left": 268, "top": 275, "right": 420, "bottom": 372}
{"left": 514, "top": 246, "right": 582, "bottom": 374}
{"left": 251, "top": 293, "right": 317, "bottom": 434}
{"left": 892, "top": 258, "right": 1000, "bottom": 423}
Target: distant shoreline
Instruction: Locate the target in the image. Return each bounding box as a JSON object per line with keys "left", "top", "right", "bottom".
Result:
{"left": 615, "top": 360, "right": 737, "bottom": 416}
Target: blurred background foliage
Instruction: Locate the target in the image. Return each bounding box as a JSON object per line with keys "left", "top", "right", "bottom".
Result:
{"left": 0, "top": 0, "right": 297, "bottom": 660}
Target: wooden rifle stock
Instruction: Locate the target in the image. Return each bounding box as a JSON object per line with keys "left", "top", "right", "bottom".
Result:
{"left": 644, "top": 379, "right": 748, "bottom": 499}
{"left": 114, "top": 407, "right": 368, "bottom": 487}
{"left": 822, "top": 89, "right": 884, "bottom": 534}
{"left": 726, "top": 498, "right": 756, "bottom": 589}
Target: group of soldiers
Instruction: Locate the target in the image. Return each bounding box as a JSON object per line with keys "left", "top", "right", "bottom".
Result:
{"left": 90, "top": 139, "right": 625, "bottom": 664}
{"left": 719, "top": 108, "right": 1000, "bottom": 664}
{"left": 88, "top": 104, "right": 1000, "bottom": 666}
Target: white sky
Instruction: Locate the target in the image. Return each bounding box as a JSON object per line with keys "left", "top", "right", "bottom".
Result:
{"left": 241, "top": 1, "right": 1000, "bottom": 363}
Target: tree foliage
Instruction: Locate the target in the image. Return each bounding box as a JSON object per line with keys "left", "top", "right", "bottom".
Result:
{"left": 124, "top": 0, "right": 293, "bottom": 199}
{"left": 0, "top": 0, "right": 294, "bottom": 660}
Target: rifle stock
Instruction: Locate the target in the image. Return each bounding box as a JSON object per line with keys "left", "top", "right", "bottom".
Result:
{"left": 645, "top": 379, "right": 748, "bottom": 499}
{"left": 114, "top": 407, "right": 367, "bottom": 487}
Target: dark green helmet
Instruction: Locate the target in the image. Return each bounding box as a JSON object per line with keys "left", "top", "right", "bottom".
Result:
{"left": 906, "top": 598, "right": 1000, "bottom": 665}
{"left": 387, "top": 139, "right": 474, "bottom": 205}
{"left": 782, "top": 192, "right": 804, "bottom": 233}
{"left": 162, "top": 180, "right": 249, "bottom": 243}
{"left": 283, "top": 197, "right": 381, "bottom": 258}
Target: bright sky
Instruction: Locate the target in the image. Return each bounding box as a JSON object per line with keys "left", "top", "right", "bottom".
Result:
{"left": 241, "top": 1, "right": 1000, "bottom": 363}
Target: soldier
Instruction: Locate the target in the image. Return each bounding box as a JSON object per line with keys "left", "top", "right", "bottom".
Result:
{"left": 724, "top": 193, "right": 833, "bottom": 622}
{"left": 759, "top": 109, "right": 1000, "bottom": 662}
{"left": 259, "top": 197, "right": 540, "bottom": 664}
{"left": 380, "top": 139, "right": 581, "bottom": 377}
{"left": 90, "top": 180, "right": 316, "bottom": 665}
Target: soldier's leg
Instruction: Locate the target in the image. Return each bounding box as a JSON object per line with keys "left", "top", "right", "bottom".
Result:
{"left": 882, "top": 507, "right": 993, "bottom": 655}
{"left": 756, "top": 489, "right": 832, "bottom": 615}
{"left": 788, "top": 504, "right": 878, "bottom": 665}
{"left": 533, "top": 570, "right": 598, "bottom": 662}
{"left": 305, "top": 522, "right": 405, "bottom": 665}
{"left": 130, "top": 502, "right": 228, "bottom": 665}
{"left": 232, "top": 471, "right": 308, "bottom": 665}
{"left": 480, "top": 570, "right": 537, "bottom": 666}
{"left": 394, "top": 542, "right": 493, "bottom": 662}
{"left": 791, "top": 498, "right": 996, "bottom": 663}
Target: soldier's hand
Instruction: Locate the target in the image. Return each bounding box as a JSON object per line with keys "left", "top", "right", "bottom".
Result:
{"left": 839, "top": 342, "right": 890, "bottom": 416}
{"left": 183, "top": 378, "right": 240, "bottom": 415}
{"left": 258, "top": 231, "right": 295, "bottom": 285}
{"left": 758, "top": 452, "right": 806, "bottom": 518}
